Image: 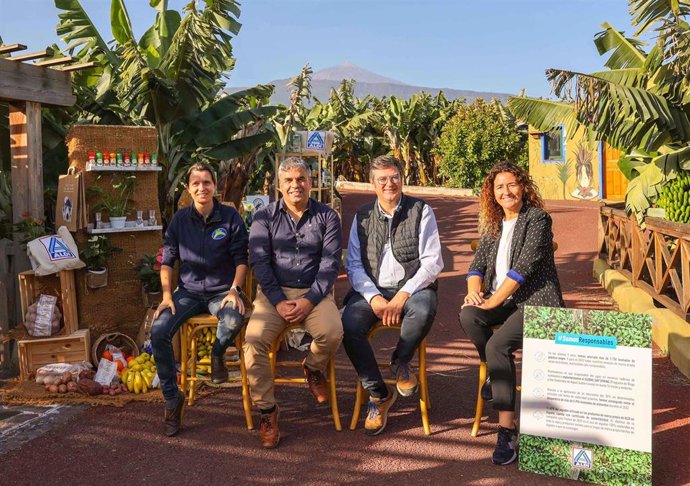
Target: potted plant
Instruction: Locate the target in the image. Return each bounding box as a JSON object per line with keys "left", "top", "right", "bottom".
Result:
{"left": 88, "top": 175, "right": 137, "bottom": 229}
{"left": 134, "top": 248, "right": 163, "bottom": 307}
{"left": 82, "top": 235, "right": 121, "bottom": 288}
{"left": 14, "top": 212, "right": 49, "bottom": 244}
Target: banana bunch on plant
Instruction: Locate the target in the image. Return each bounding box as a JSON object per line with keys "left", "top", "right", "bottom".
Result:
{"left": 121, "top": 353, "right": 157, "bottom": 394}
{"left": 656, "top": 172, "right": 690, "bottom": 224}
{"left": 195, "top": 328, "right": 217, "bottom": 375}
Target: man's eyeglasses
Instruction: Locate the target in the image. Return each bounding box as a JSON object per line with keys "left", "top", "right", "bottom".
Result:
{"left": 374, "top": 174, "right": 401, "bottom": 186}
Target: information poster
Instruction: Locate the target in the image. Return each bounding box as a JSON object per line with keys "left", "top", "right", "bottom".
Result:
{"left": 519, "top": 306, "right": 652, "bottom": 486}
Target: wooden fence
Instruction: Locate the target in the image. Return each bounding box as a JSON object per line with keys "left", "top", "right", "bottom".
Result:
{"left": 599, "top": 205, "right": 690, "bottom": 320}
{"left": 0, "top": 238, "right": 31, "bottom": 368}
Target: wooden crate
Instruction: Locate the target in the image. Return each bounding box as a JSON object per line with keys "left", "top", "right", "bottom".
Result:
{"left": 18, "top": 329, "right": 90, "bottom": 380}
{"left": 18, "top": 269, "right": 79, "bottom": 335}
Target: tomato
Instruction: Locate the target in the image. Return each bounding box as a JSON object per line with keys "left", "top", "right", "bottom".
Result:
{"left": 102, "top": 350, "right": 113, "bottom": 361}
{"left": 116, "top": 360, "right": 125, "bottom": 372}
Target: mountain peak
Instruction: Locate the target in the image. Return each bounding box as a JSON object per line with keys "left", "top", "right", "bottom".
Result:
{"left": 312, "top": 62, "right": 408, "bottom": 86}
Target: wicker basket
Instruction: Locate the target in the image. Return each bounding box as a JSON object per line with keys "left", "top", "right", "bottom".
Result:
{"left": 91, "top": 332, "right": 140, "bottom": 365}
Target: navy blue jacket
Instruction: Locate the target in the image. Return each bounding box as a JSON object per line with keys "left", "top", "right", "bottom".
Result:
{"left": 162, "top": 199, "right": 248, "bottom": 295}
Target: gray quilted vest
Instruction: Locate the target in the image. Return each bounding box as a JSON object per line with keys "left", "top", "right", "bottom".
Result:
{"left": 356, "top": 194, "right": 430, "bottom": 290}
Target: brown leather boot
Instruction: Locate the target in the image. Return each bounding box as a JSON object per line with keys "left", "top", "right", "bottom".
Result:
{"left": 164, "top": 390, "right": 185, "bottom": 437}
{"left": 211, "top": 355, "right": 228, "bottom": 384}
{"left": 259, "top": 406, "right": 280, "bottom": 448}
{"left": 302, "top": 359, "right": 328, "bottom": 404}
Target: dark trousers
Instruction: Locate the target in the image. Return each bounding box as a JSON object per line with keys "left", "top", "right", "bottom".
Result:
{"left": 151, "top": 288, "right": 245, "bottom": 406}
{"left": 342, "top": 288, "right": 437, "bottom": 399}
{"left": 459, "top": 302, "right": 523, "bottom": 412}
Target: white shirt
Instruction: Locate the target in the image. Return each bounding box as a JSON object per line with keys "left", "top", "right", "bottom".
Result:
{"left": 491, "top": 218, "right": 517, "bottom": 294}
{"left": 346, "top": 201, "right": 444, "bottom": 302}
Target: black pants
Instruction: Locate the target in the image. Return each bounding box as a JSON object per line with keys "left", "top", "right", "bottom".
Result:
{"left": 459, "top": 302, "right": 523, "bottom": 412}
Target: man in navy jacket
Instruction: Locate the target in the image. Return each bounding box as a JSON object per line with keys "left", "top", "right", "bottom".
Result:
{"left": 151, "top": 162, "right": 248, "bottom": 437}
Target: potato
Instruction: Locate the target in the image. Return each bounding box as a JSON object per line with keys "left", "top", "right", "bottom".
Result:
{"left": 79, "top": 369, "right": 95, "bottom": 381}
{"left": 67, "top": 381, "right": 78, "bottom": 393}
{"left": 61, "top": 372, "right": 72, "bottom": 383}
{"left": 109, "top": 390, "right": 116, "bottom": 396}
{"left": 58, "top": 384, "right": 67, "bottom": 393}
{"left": 48, "top": 384, "right": 58, "bottom": 393}
{"left": 77, "top": 378, "right": 102, "bottom": 395}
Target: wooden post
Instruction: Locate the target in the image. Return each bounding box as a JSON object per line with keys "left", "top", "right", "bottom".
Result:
{"left": 9, "top": 101, "right": 43, "bottom": 224}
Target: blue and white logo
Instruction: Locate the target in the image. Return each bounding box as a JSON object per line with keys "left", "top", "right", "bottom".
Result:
{"left": 211, "top": 228, "right": 228, "bottom": 240}
{"left": 307, "top": 131, "right": 325, "bottom": 150}
{"left": 572, "top": 448, "right": 593, "bottom": 469}
{"left": 62, "top": 197, "right": 73, "bottom": 222}
{"left": 39, "top": 236, "right": 75, "bottom": 261}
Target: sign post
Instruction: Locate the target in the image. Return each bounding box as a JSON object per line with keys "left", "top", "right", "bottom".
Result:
{"left": 519, "top": 306, "right": 652, "bottom": 486}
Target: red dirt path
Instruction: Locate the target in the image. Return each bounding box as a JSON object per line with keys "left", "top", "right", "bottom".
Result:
{"left": 1, "top": 190, "right": 688, "bottom": 486}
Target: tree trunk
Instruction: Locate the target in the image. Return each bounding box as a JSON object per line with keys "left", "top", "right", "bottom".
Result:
{"left": 221, "top": 161, "right": 249, "bottom": 208}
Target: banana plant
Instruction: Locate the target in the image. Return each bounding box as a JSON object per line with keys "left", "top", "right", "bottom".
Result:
{"left": 508, "top": 0, "right": 690, "bottom": 223}
{"left": 53, "top": 0, "right": 278, "bottom": 222}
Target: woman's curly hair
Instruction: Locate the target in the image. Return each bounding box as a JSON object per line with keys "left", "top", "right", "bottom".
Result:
{"left": 478, "top": 161, "right": 544, "bottom": 238}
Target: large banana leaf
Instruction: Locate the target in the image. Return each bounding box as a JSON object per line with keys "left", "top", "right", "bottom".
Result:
{"left": 624, "top": 144, "right": 690, "bottom": 221}
{"left": 202, "top": 132, "right": 275, "bottom": 161}
{"left": 194, "top": 106, "right": 279, "bottom": 148}
{"left": 594, "top": 22, "right": 647, "bottom": 69}
{"left": 110, "top": 0, "right": 136, "bottom": 45}
{"left": 55, "top": 0, "right": 119, "bottom": 67}
{"left": 507, "top": 97, "right": 582, "bottom": 138}
{"left": 630, "top": 0, "right": 690, "bottom": 36}
{"left": 175, "top": 85, "right": 275, "bottom": 143}
{"left": 139, "top": 10, "right": 181, "bottom": 66}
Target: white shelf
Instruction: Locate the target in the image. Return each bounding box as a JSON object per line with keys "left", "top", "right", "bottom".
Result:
{"left": 85, "top": 164, "right": 162, "bottom": 172}
{"left": 86, "top": 222, "right": 163, "bottom": 234}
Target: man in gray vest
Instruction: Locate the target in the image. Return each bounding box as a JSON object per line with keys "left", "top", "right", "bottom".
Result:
{"left": 342, "top": 155, "right": 444, "bottom": 436}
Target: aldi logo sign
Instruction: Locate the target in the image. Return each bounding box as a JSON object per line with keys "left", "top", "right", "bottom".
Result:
{"left": 307, "top": 131, "right": 325, "bottom": 150}
{"left": 571, "top": 448, "right": 593, "bottom": 469}
{"left": 39, "top": 236, "right": 76, "bottom": 261}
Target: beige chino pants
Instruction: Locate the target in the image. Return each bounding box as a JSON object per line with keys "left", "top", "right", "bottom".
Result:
{"left": 243, "top": 287, "right": 343, "bottom": 410}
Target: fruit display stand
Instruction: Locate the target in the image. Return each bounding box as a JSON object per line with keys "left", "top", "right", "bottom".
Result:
{"left": 18, "top": 330, "right": 90, "bottom": 381}
{"left": 275, "top": 151, "right": 335, "bottom": 205}
{"left": 11, "top": 269, "right": 90, "bottom": 380}
{"left": 66, "top": 125, "right": 163, "bottom": 342}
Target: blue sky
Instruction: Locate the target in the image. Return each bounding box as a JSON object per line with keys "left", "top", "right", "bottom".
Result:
{"left": 1, "top": 0, "right": 637, "bottom": 97}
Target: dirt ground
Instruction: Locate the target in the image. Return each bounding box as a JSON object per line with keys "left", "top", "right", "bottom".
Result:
{"left": 1, "top": 190, "right": 688, "bottom": 486}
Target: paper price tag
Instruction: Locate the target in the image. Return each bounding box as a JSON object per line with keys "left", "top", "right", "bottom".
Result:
{"left": 94, "top": 358, "right": 118, "bottom": 385}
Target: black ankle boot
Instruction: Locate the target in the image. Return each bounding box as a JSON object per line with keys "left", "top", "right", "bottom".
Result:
{"left": 211, "top": 355, "right": 228, "bottom": 384}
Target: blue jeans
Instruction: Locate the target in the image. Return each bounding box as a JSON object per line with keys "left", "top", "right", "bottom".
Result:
{"left": 151, "top": 288, "right": 245, "bottom": 405}
{"left": 342, "top": 288, "right": 437, "bottom": 399}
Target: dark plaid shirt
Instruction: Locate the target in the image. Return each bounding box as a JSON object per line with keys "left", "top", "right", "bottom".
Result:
{"left": 249, "top": 198, "right": 342, "bottom": 306}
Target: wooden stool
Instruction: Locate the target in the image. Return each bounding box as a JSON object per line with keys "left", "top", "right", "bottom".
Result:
{"left": 269, "top": 322, "right": 342, "bottom": 431}
{"left": 467, "top": 240, "right": 553, "bottom": 436}
{"left": 350, "top": 322, "right": 431, "bottom": 436}
{"left": 470, "top": 361, "right": 521, "bottom": 437}
{"left": 179, "top": 314, "right": 254, "bottom": 430}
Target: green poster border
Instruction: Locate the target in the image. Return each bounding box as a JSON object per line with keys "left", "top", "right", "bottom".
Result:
{"left": 523, "top": 306, "right": 652, "bottom": 348}
{"left": 519, "top": 306, "right": 653, "bottom": 485}
{"left": 518, "top": 434, "right": 652, "bottom": 486}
